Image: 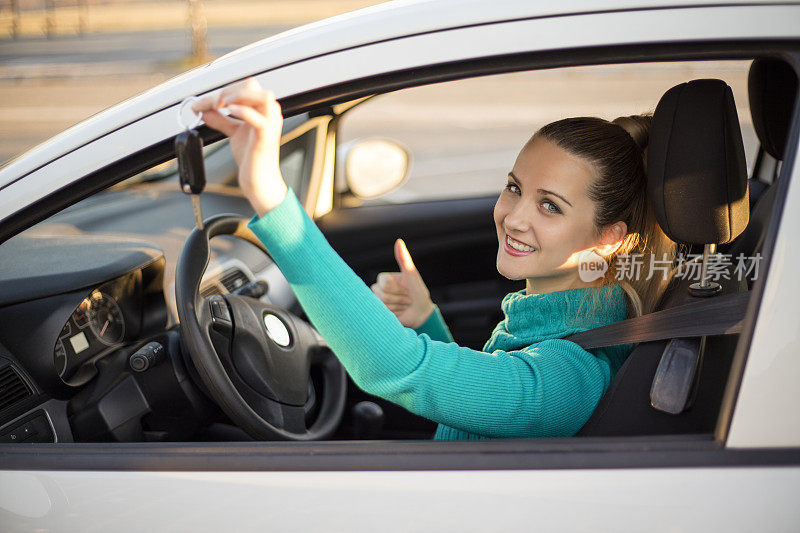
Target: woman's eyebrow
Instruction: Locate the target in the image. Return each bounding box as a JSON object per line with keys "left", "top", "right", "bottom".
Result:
{"left": 508, "top": 172, "right": 573, "bottom": 207}
{"left": 538, "top": 188, "right": 573, "bottom": 208}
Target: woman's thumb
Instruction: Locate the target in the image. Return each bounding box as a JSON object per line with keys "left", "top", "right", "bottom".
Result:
{"left": 394, "top": 238, "right": 417, "bottom": 273}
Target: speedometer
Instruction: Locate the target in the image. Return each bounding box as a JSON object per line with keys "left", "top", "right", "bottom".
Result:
{"left": 86, "top": 291, "right": 125, "bottom": 345}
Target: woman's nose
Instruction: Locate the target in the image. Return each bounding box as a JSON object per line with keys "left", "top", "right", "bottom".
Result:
{"left": 504, "top": 201, "right": 533, "bottom": 233}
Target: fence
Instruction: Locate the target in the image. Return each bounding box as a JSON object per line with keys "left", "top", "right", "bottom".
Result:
{"left": 0, "top": 1, "right": 379, "bottom": 40}
{"left": 1, "top": 0, "right": 92, "bottom": 38}
{"left": 1, "top": 0, "right": 208, "bottom": 62}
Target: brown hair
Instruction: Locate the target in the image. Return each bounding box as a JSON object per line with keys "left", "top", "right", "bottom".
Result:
{"left": 532, "top": 115, "right": 678, "bottom": 318}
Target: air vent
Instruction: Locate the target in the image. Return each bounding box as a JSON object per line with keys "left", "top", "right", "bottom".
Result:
{"left": 0, "top": 366, "right": 32, "bottom": 413}
{"left": 200, "top": 284, "right": 222, "bottom": 298}
{"left": 220, "top": 268, "right": 249, "bottom": 293}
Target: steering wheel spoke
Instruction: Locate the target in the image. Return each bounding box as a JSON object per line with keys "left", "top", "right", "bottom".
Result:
{"left": 176, "top": 215, "right": 346, "bottom": 441}
{"left": 280, "top": 404, "right": 309, "bottom": 434}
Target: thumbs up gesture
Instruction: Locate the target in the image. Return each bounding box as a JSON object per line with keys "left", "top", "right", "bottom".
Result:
{"left": 371, "top": 239, "right": 435, "bottom": 329}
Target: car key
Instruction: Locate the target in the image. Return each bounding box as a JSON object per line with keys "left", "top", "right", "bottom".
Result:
{"left": 176, "top": 97, "right": 206, "bottom": 230}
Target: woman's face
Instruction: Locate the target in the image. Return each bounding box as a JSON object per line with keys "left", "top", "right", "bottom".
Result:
{"left": 493, "top": 136, "right": 610, "bottom": 294}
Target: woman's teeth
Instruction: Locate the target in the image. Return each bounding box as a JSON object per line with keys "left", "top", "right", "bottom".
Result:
{"left": 507, "top": 236, "right": 536, "bottom": 252}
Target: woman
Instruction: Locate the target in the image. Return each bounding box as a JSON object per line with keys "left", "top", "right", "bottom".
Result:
{"left": 193, "top": 78, "right": 676, "bottom": 440}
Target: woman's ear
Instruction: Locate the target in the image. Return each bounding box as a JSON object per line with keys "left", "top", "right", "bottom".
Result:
{"left": 595, "top": 221, "right": 627, "bottom": 257}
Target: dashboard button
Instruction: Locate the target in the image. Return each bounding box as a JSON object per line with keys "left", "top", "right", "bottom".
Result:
{"left": 1, "top": 412, "right": 54, "bottom": 443}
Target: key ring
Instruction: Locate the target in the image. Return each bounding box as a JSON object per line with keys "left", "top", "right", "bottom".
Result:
{"left": 178, "top": 96, "right": 203, "bottom": 131}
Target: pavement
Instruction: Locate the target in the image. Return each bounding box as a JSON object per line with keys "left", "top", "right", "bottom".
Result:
{"left": 0, "top": 24, "right": 300, "bottom": 165}
{"left": 0, "top": 1, "right": 382, "bottom": 165}
{"left": 0, "top": 0, "right": 380, "bottom": 38}
{"left": 0, "top": 24, "right": 294, "bottom": 80}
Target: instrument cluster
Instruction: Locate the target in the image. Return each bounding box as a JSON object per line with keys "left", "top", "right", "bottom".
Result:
{"left": 53, "top": 271, "right": 142, "bottom": 385}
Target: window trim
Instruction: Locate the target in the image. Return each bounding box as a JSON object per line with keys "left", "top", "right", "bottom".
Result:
{"left": 2, "top": 435, "right": 800, "bottom": 472}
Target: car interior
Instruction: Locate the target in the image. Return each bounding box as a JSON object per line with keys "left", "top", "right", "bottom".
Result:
{"left": 0, "top": 55, "right": 796, "bottom": 445}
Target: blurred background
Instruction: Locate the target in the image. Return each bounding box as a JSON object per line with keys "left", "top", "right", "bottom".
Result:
{"left": 0, "top": 0, "right": 382, "bottom": 165}
{"left": 1, "top": 0, "right": 755, "bottom": 203}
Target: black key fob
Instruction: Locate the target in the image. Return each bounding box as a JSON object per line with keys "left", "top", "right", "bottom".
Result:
{"left": 175, "top": 128, "right": 206, "bottom": 195}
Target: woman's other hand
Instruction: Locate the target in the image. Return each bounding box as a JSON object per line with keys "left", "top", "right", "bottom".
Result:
{"left": 192, "top": 78, "right": 287, "bottom": 216}
{"left": 371, "top": 239, "right": 435, "bottom": 328}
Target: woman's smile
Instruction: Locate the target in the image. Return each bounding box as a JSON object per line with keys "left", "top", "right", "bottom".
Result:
{"left": 504, "top": 234, "right": 537, "bottom": 256}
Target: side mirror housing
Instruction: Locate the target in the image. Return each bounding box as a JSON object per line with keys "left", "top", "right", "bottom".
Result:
{"left": 340, "top": 138, "right": 410, "bottom": 200}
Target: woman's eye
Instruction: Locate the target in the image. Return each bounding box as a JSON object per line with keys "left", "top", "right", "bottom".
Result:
{"left": 542, "top": 200, "right": 562, "bottom": 214}
{"left": 504, "top": 183, "right": 521, "bottom": 195}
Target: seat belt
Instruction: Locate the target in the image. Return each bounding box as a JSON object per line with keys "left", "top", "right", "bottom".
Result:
{"left": 562, "top": 290, "right": 749, "bottom": 350}
{"left": 563, "top": 290, "right": 750, "bottom": 415}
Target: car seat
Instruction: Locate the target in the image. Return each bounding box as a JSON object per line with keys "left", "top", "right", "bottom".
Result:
{"left": 577, "top": 79, "right": 750, "bottom": 437}
{"left": 725, "top": 58, "right": 798, "bottom": 283}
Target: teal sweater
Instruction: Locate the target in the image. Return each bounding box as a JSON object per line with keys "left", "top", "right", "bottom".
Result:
{"left": 248, "top": 188, "right": 634, "bottom": 440}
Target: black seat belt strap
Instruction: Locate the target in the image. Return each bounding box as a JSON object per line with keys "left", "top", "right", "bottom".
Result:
{"left": 562, "top": 291, "right": 749, "bottom": 350}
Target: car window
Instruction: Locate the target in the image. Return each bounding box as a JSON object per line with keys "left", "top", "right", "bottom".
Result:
{"left": 336, "top": 61, "right": 757, "bottom": 206}
{"left": 0, "top": 49, "right": 787, "bottom": 453}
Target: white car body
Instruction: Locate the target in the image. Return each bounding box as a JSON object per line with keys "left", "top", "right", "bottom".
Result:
{"left": 1, "top": 0, "right": 799, "bottom": 531}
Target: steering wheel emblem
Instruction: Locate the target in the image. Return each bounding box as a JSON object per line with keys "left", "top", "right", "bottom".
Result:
{"left": 263, "top": 314, "right": 291, "bottom": 347}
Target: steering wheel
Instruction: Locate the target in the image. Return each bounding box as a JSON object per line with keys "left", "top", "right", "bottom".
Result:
{"left": 175, "top": 214, "right": 346, "bottom": 440}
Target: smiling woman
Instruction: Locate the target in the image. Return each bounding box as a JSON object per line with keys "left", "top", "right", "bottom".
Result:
{"left": 494, "top": 130, "right": 631, "bottom": 296}
{"left": 193, "top": 79, "right": 650, "bottom": 440}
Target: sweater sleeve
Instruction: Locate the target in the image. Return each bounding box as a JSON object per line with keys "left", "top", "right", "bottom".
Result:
{"left": 247, "top": 188, "right": 612, "bottom": 438}
{"left": 414, "top": 305, "right": 454, "bottom": 343}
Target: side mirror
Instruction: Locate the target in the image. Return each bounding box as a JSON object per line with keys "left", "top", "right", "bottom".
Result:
{"left": 340, "top": 138, "right": 410, "bottom": 199}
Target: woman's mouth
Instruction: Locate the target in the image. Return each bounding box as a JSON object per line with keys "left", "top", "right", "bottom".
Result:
{"left": 504, "top": 235, "right": 536, "bottom": 256}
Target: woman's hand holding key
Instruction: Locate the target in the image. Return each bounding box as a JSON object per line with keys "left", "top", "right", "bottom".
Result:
{"left": 192, "top": 78, "right": 286, "bottom": 217}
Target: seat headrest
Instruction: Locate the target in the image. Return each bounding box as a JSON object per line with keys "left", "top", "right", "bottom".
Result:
{"left": 749, "top": 58, "right": 798, "bottom": 160}
{"left": 648, "top": 79, "right": 749, "bottom": 245}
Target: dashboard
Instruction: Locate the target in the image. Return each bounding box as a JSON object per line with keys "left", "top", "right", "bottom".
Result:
{"left": 0, "top": 186, "right": 301, "bottom": 443}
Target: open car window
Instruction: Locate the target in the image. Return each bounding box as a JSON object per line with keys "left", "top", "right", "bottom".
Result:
{"left": 0, "top": 52, "right": 792, "bottom": 449}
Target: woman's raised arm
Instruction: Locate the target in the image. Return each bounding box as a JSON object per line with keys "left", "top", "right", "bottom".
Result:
{"left": 197, "top": 79, "right": 615, "bottom": 438}
{"left": 247, "top": 185, "right": 614, "bottom": 438}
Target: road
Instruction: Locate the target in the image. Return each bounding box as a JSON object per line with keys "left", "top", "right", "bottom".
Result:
{"left": 0, "top": 25, "right": 290, "bottom": 76}
{"left": 0, "top": 25, "right": 291, "bottom": 165}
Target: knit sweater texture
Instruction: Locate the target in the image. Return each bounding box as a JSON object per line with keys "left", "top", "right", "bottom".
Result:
{"left": 248, "top": 188, "right": 634, "bottom": 440}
